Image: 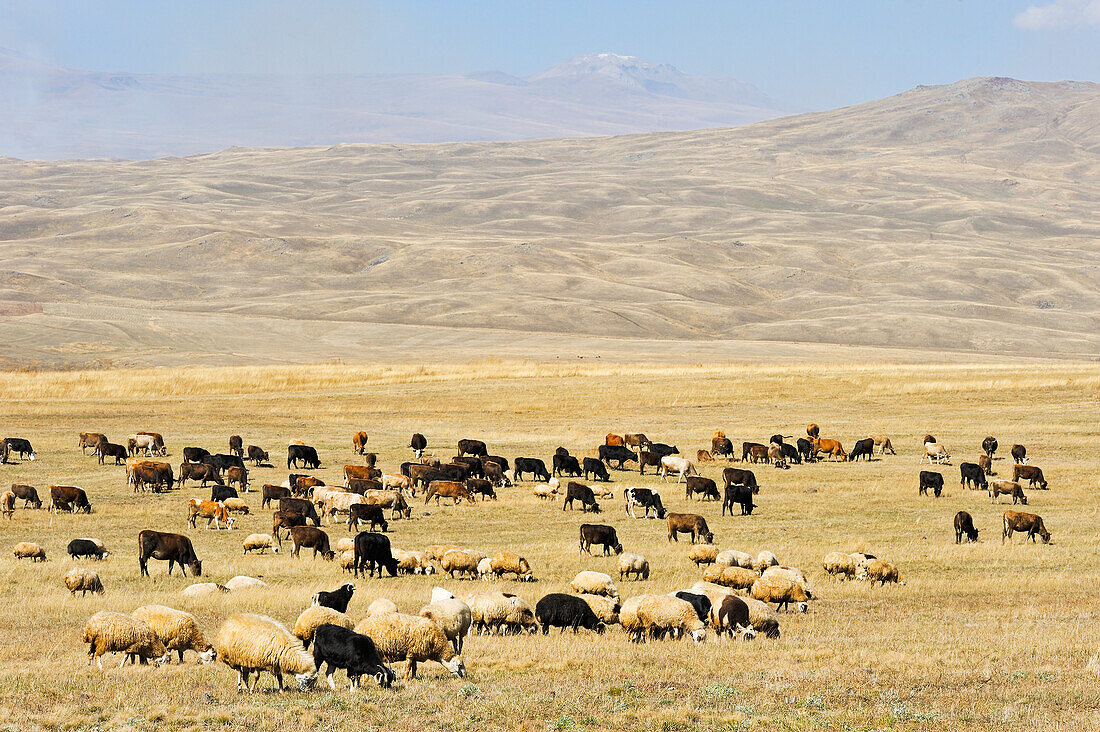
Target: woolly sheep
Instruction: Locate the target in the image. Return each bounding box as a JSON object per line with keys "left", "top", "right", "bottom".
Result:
{"left": 533, "top": 482, "right": 560, "bottom": 500}
{"left": 763, "top": 565, "right": 811, "bottom": 592}
{"left": 82, "top": 611, "right": 170, "bottom": 670}
{"left": 13, "top": 541, "right": 46, "bottom": 561}
{"left": 419, "top": 598, "right": 473, "bottom": 654}
{"left": 690, "top": 581, "right": 780, "bottom": 638}
{"left": 216, "top": 613, "right": 317, "bottom": 692}
{"left": 637, "top": 595, "right": 706, "bottom": 643}
{"left": 224, "top": 576, "right": 267, "bottom": 592}
{"left": 367, "top": 598, "right": 398, "bottom": 617}
{"left": 222, "top": 497, "right": 250, "bottom": 515}
{"left": 181, "top": 582, "right": 229, "bottom": 599}
{"left": 466, "top": 591, "right": 536, "bottom": 635}
{"left": 752, "top": 550, "right": 780, "bottom": 573}
{"left": 577, "top": 593, "right": 620, "bottom": 625}
{"left": 688, "top": 544, "right": 719, "bottom": 566}
{"left": 242, "top": 533, "right": 278, "bottom": 555}
{"left": 293, "top": 604, "right": 354, "bottom": 649}
{"left": 858, "top": 559, "right": 904, "bottom": 586}
{"left": 688, "top": 581, "right": 735, "bottom": 626}
{"left": 702, "top": 565, "right": 759, "bottom": 590}
{"left": 590, "top": 484, "right": 615, "bottom": 499}
{"left": 431, "top": 587, "right": 456, "bottom": 603}
{"left": 339, "top": 550, "right": 356, "bottom": 573}
{"left": 441, "top": 549, "right": 485, "bottom": 579}
{"left": 750, "top": 574, "right": 811, "bottom": 613}
{"left": 715, "top": 549, "right": 754, "bottom": 569}
{"left": 336, "top": 537, "right": 355, "bottom": 553}
{"left": 476, "top": 557, "right": 493, "bottom": 579}
{"left": 618, "top": 594, "right": 651, "bottom": 642}
{"left": 64, "top": 567, "right": 104, "bottom": 596}
{"left": 617, "top": 552, "right": 650, "bottom": 581}
{"left": 715, "top": 595, "right": 758, "bottom": 641}
{"left": 822, "top": 551, "right": 858, "bottom": 580}
{"left": 356, "top": 612, "right": 466, "bottom": 680}
{"left": 488, "top": 551, "right": 535, "bottom": 581}
{"left": 395, "top": 549, "right": 435, "bottom": 575}
{"left": 131, "top": 605, "right": 216, "bottom": 664}
{"left": 569, "top": 570, "right": 618, "bottom": 599}
{"left": 425, "top": 544, "right": 459, "bottom": 562}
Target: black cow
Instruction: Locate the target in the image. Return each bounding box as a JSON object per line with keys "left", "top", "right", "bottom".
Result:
{"left": 204, "top": 453, "right": 245, "bottom": 473}
{"left": 483, "top": 455, "right": 510, "bottom": 472}
{"left": 483, "top": 461, "right": 507, "bottom": 487}
{"left": 535, "top": 593, "right": 604, "bottom": 634}
{"left": 67, "top": 538, "right": 109, "bottom": 560}
{"left": 210, "top": 485, "right": 238, "bottom": 502}
{"left": 624, "top": 487, "right": 666, "bottom": 519}
{"left": 646, "top": 443, "right": 679, "bottom": 458}
{"left": 954, "top": 511, "right": 979, "bottom": 543}
{"left": 637, "top": 451, "right": 663, "bottom": 475}
{"left": 553, "top": 453, "right": 583, "bottom": 477}
{"left": 778, "top": 442, "right": 802, "bottom": 465}
{"left": 982, "top": 436, "right": 998, "bottom": 460}
{"left": 451, "top": 456, "right": 483, "bottom": 479}
{"left": 563, "top": 482, "right": 600, "bottom": 512}
{"left": 685, "top": 476, "right": 720, "bottom": 501}
{"left": 353, "top": 532, "right": 398, "bottom": 578}
{"left": 960, "top": 462, "right": 988, "bottom": 490}
{"left": 312, "top": 624, "right": 395, "bottom": 690}
{"left": 514, "top": 457, "right": 550, "bottom": 482}
{"left": 279, "top": 497, "right": 321, "bottom": 526}
{"left": 919, "top": 470, "right": 944, "bottom": 497}
{"left": 247, "top": 445, "right": 269, "bottom": 465}
{"left": 347, "top": 504, "right": 389, "bottom": 533}
{"left": 313, "top": 582, "right": 355, "bottom": 614}
{"left": 1011, "top": 444, "right": 1027, "bottom": 464}
{"left": 457, "top": 439, "right": 488, "bottom": 457}
{"left": 98, "top": 442, "right": 127, "bottom": 465}
{"left": 466, "top": 478, "right": 497, "bottom": 500}
{"left": 4, "top": 438, "right": 35, "bottom": 461}
{"left": 182, "top": 447, "right": 211, "bottom": 463}
{"left": 409, "top": 433, "right": 427, "bottom": 457}
{"left": 741, "top": 442, "right": 766, "bottom": 462}
{"left": 723, "top": 483, "right": 755, "bottom": 516}
{"left": 287, "top": 444, "right": 321, "bottom": 470}
{"left": 583, "top": 458, "right": 610, "bottom": 482}
{"left": 598, "top": 445, "right": 638, "bottom": 469}
{"left": 579, "top": 524, "right": 622, "bottom": 555}
{"left": 138, "top": 530, "right": 202, "bottom": 577}
{"left": 262, "top": 484, "right": 291, "bottom": 508}
{"left": 848, "top": 438, "right": 875, "bottom": 462}
{"left": 722, "top": 467, "right": 759, "bottom": 494}
{"left": 796, "top": 438, "right": 815, "bottom": 463}
{"left": 711, "top": 437, "right": 734, "bottom": 459}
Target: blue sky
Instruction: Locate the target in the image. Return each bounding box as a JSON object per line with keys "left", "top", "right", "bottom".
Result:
{"left": 1, "top": 0, "right": 1097, "bottom": 110}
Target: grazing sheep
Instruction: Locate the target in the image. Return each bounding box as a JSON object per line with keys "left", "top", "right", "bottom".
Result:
{"left": 339, "top": 550, "right": 356, "bottom": 573}
{"left": 293, "top": 604, "right": 354, "bottom": 649}
{"left": 242, "top": 533, "right": 278, "bottom": 555}
{"left": 180, "top": 582, "right": 229, "bottom": 599}
{"left": 715, "top": 549, "right": 755, "bottom": 569}
{"left": 688, "top": 581, "right": 735, "bottom": 626}
{"left": 858, "top": 559, "right": 903, "bottom": 586}
{"left": 690, "top": 582, "right": 780, "bottom": 638}
{"left": 752, "top": 550, "right": 780, "bottom": 573}
{"left": 216, "top": 614, "right": 317, "bottom": 692}
{"left": 419, "top": 598, "right": 473, "bottom": 654}
{"left": 576, "top": 593, "right": 621, "bottom": 625}
{"left": 13, "top": 541, "right": 46, "bottom": 561}
{"left": 222, "top": 497, "right": 250, "bottom": 515}
{"left": 535, "top": 593, "right": 605, "bottom": 634}
{"left": 426, "top": 544, "right": 460, "bottom": 563}
{"left": 367, "top": 598, "right": 398, "bottom": 617}
{"left": 336, "top": 537, "right": 355, "bottom": 553}
{"left": 532, "top": 481, "right": 561, "bottom": 500}
{"left": 313, "top": 582, "right": 355, "bottom": 613}
{"left": 395, "top": 549, "right": 435, "bottom": 575}
{"left": 356, "top": 612, "right": 466, "bottom": 680}
{"left": 763, "top": 565, "right": 811, "bottom": 591}
{"left": 637, "top": 595, "right": 706, "bottom": 643}
{"left": 431, "top": 587, "right": 456, "bottom": 603}
{"left": 224, "top": 576, "right": 267, "bottom": 592}
{"left": 716, "top": 595, "right": 758, "bottom": 640}
{"left": 312, "top": 623, "right": 395, "bottom": 691}
{"left": 618, "top": 594, "right": 651, "bottom": 642}
{"left": 617, "top": 552, "right": 650, "bottom": 581}
{"left": 476, "top": 557, "right": 493, "bottom": 579}
{"left": 688, "top": 544, "right": 719, "bottom": 567}
{"left": 82, "top": 611, "right": 170, "bottom": 670}
{"left": 441, "top": 549, "right": 486, "bottom": 580}
{"left": 488, "top": 551, "right": 535, "bottom": 581}
{"left": 131, "top": 605, "right": 216, "bottom": 664}
{"left": 822, "top": 552, "right": 858, "bottom": 580}
{"left": 569, "top": 570, "right": 619, "bottom": 599}
{"left": 702, "top": 565, "right": 759, "bottom": 590}
{"left": 670, "top": 590, "right": 711, "bottom": 625}
{"left": 64, "top": 567, "right": 104, "bottom": 596}
{"left": 466, "top": 591, "right": 537, "bottom": 635}
{"left": 751, "top": 575, "right": 811, "bottom": 613}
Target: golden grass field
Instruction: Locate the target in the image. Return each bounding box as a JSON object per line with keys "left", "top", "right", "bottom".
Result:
{"left": 1, "top": 360, "right": 1098, "bottom": 731}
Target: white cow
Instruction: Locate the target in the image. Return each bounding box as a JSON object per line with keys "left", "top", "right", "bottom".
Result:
{"left": 921, "top": 441, "right": 950, "bottom": 465}
{"left": 660, "top": 456, "right": 698, "bottom": 483}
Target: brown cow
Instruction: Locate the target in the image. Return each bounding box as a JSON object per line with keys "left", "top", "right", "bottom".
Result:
{"left": 128, "top": 460, "right": 174, "bottom": 493}
{"left": 229, "top": 435, "right": 243, "bottom": 458}
{"left": 666, "top": 513, "right": 714, "bottom": 544}
{"left": 187, "top": 499, "right": 234, "bottom": 530}
{"left": 292, "top": 475, "right": 325, "bottom": 497}
{"left": 79, "top": 432, "right": 107, "bottom": 455}
{"left": 989, "top": 480, "right": 1027, "bottom": 505}
{"left": 812, "top": 438, "right": 847, "bottom": 461}
{"left": 272, "top": 509, "right": 307, "bottom": 543}
{"left": 978, "top": 454, "right": 995, "bottom": 476}
{"left": 262, "top": 484, "right": 291, "bottom": 508}
{"left": 345, "top": 465, "right": 383, "bottom": 485}
{"left": 50, "top": 485, "right": 91, "bottom": 514}
{"left": 352, "top": 431, "right": 369, "bottom": 455}
{"left": 806, "top": 423, "right": 820, "bottom": 439}
{"left": 11, "top": 484, "right": 42, "bottom": 509}
{"left": 225, "top": 466, "right": 249, "bottom": 492}
{"left": 1, "top": 490, "right": 14, "bottom": 519}
{"left": 177, "top": 462, "right": 223, "bottom": 488}
{"left": 1002, "top": 510, "right": 1051, "bottom": 544}
{"left": 747, "top": 444, "right": 770, "bottom": 463}
{"left": 1012, "top": 465, "right": 1048, "bottom": 490}
{"left": 637, "top": 451, "right": 663, "bottom": 475}
{"left": 137, "top": 431, "right": 166, "bottom": 455}
{"left": 98, "top": 442, "right": 128, "bottom": 465}
{"left": 424, "top": 480, "right": 473, "bottom": 505}
{"left": 696, "top": 449, "right": 715, "bottom": 464}
{"left": 290, "top": 525, "right": 335, "bottom": 560}
{"left": 624, "top": 433, "right": 650, "bottom": 450}
{"left": 138, "top": 530, "right": 201, "bottom": 576}
{"left": 605, "top": 433, "right": 626, "bottom": 447}
{"left": 346, "top": 478, "right": 383, "bottom": 495}
{"left": 247, "top": 445, "right": 269, "bottom": 465}
{"left": 363, "top": 489, "right": 412, "bottom": 519}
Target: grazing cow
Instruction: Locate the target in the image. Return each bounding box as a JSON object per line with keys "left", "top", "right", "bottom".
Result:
{"left": 0, "top": 491, "right": 12, "bottom": 519}
{"left": 918, "top": 471, "right": 944, "bottom": 497}
{"left": 598, "top": 444, "right": 637, "bottom": 469}
{"left": 262, "top": 484, "right": 291, "bottom": 508}
{"left": 711, "top": 436, "right": 734, "bottom": 459}
{"left": 457, "top": 439, "right": 488, "bottom": 458}
{"left": 514, "top": 457, "right": 551, "bottom": 483}
{"left": 723, "top": 483, "right": 755, "bottom": 516}
{"left": 989, "top": 480, "right": 1027, "bottom": 505}
{"left": 1011, "top": 444, "right": 1027, "bottom": 464}
{"left": 127, "top": 434, "right": 157, "bottom": 457}
{"left": 954, "top": 511, "right": 979, "bottom": 543}
{"left": 583, "top": 458, "right": 611, "bottom": 482}
{"left": 50, "top": 485, "right": 91, "bottom": 514}
{"left": 637, "top": 451, "right": 664, "bottom": 475}
{"left": 848, "top": 438, "right": 875, "bottom": 462}
{"left": 659, "top": 456, "right": 697, "bottom": 483}
{"left": 480, "top": 460, "right": 504, "bottom": 488}
{"left": 177, "top": 462, "right": 223, "bottom": 488}
{"left": 362, "top": 489, "right": 411, "bottom": 520}
{"left": 11, "top": 484, "right": 42, "bottom": 509}
{"left": 229, "top": 435, "right": 243, "bottom": 458}
{"left": 624, "top": 433, "right": 650, "bottom": 451}
{"left": 579, "top": 524, "right": 622, "bottom": 555}
{"left": 812, "top": 438, "right": 847, "bottom": 461}
{"left": 466, "top": 478, "right": 497, "bottom": 500}
{"left": 347, "top": 503, "right": 389, "bottom": 533}
{"left": 79, "top": 432, "right": 107, "bottom": 455}
{"left": 4, "top": 438, "right": 35, "bottom": 461}
{"left": 451, "top": 456, "right": 482, "bottom": 478}
{"left": 979, "top": 454, "right": 994, "bottom": 476}
{"left": 288, "top": 444, "right": 321, "bottom": 470}
{"left": 187, "top": 499, "right": 234, "bottom": 530}
{"left": 381, "top": 473, "right": 413, "bottom": 493}
{"left": 741, "top": 442, "right": 767, "bottom": 462}
{"left": 410, "top": 433, "right": 427, "bottom": 458}
{"left": 182, "top": 447, "right": 211, "bottom": 463}
{"left": 722, "top": 467, "right": 759, "bottom": 494}
{"left": 272, "top": 510, "right": 307, "bottom": 544}
{"left": 352, "top": 431, "right": 368, "bottom": 455}
{"left": 345, "top": 464, "right": 383, "bottom": 486}
{"left": 424, "top": 480, "right": 473, "bottom": 505}
{"left": 210, "top": 485, "right": 238, "bottom": 502}
{"left": 138, "top": 530, "right": 202, "bottom": 576}
{"left": 870, "top": 434, "right": 896, "bottom": 455}
{"left": 646, "top": 443, "right": 679, "bottom": 458}
{"left": 128, "top": 460, "right": 174, "bottom": 493}
{"left": 767, "top": 443, "right": 788, "bottom": 468}
{"left": 136, "top": 431, "right": 166, "bottom": 456}
{"left": 226, "top": 466, "right": 249, "bottom": 492}
{"left": 624, "top": 487, "right": 666, "bottom": 519}
{"left": 605, "top": 433, "right": 626, "bottom": 447}
{"left": 553, "top": 453, "right": 583, "bottom": 477}
{"left": 483, "top": 455, "right": 510, "bottom": 473}
{"left": 667, "top": 513, "right": 713, "bottom": 544}
{"left": 982, "top": 436, "right": 998, "bottom": 459}
{"left": 696, "top": 449, "right": 714, "bottom": 464}
{"left": 98, "top": 442, "right": 128, "bottom": 465}
{"left": 204, "top": 453, "right": 245, "bottom": 473}
{"left": 960, "top": 462, "right": 988, "bottom": 490}
{"left": 353, "top": 532, "right": 398, "bottom": 578}
{"left": 1002, "top": 510, "right": 1051, "bottom": 544}
{"left": 68, "top": 538, "right": 109, "bottom": 560}
{"left": 795, "top": 438, "right": 815, "bottom": 463}
{"left": 279, "top": 497, "right": 321, "bottom": 526}
{"left": 806, "top": 423, "right": 820, "bottom": 439}
{"left": 1012, "top": 465, "right": 1048, "bottom": 490}
{"left": 291, "top": 526, "right": 335, "bottom": 560}
{"left": 346, "top": 478, "right": 382, "bottom": 496}
{"left": 685, "top": 476, "right": 720, "bottom": 501}
{"left": 563, "top": 482, "right": 601, "bottom": 513}
{"left": 778, "top": 442, "right": 801, "bottom": 465}
{"left": 921, "top": 441, "right": 950, "bottom": 465}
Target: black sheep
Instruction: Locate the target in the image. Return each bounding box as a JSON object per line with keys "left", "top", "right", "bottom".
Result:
{"left": 673, "top": 591, "right": 712, "bottom": 624}
{"left": 313, "top": 582, "right": 355, "bottom": 613}
{"left": 312, "top": 623, "right": 395, "bottom": 691}
{"left": 535, "top": 593, "right": 604, "bottom": 634}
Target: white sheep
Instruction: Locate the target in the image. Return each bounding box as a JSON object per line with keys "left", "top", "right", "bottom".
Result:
{"left": 215, "top": 613, "right": 317, "bottom": 692}
{"left": 356, "top": 612, "right": 466, "bottom": 680}
{"left": 533, "top": 481, "right": 561, "bottom": 500}
{"left": 180, "top": 582, "right": 229, "bottom": 599}
{"left": 569, "top": 570, "right": 618, "bottom": 599}
{"left": 441, "top": 549, "right": 485, "bottom": 579}
{"left": 617, "top": 552, "right": 650, "bottom": 581}
{"left": 488, "top": 551, "right": 535, "bottom": 581}
{"left": 82, "top": 611, "right": 170, "bottom": 670}
{"left": 242, "top": 533, "right": 278, "bottom": 555}
{"left": 224, "top": 576, "right": 267, "bottom": 591}
{"left": 740, "top": 596, "right": 782, "bottom": 638}
{"left": 293, "top": 604, "right": 354, "bottom": 649}
{"left": 752, "top": 550, "right": 780, "bottom": 573}
{"left": 222, "top": 497, "right": 250, "bottom": 515}
{"left": 64, "top": 567, "right": 104, "bottom": 596}
{"left": 476, "top": 557, "right": 493, "bottom": 579}
{"left": 394, "top": 549, "right": 435, "bottom": 575}
{"left": 715, "top": 549, "right": 754, "bottom": 569}
{"left": 702, "top": 565, "right": 759, "bottom": 590}
{"left": 13, "top": 541, "right": 46, "bottom": 561}
{"left": 577, "top": 593, "right": 620, "bottom": 625}
{"left": 617, "top": 594, "right": 652, "bottom": 643}
{"left": 131, "top": 605, "right": 216, "bottom": 664}
{"left": 688, "top": 544, "right": 719, "bottom": 566}
{"left": 339, "top": 550, "right": 356, "bottom": 573}
{"left": 822, "top": 551, "right": 858, "bottom": 580}
{"left": 763, "top": 565, "right": 811, "bottom": 592}
{"left": 367, "top": 598, "right": 398, "bottom": 617}
{"left": 636, "top": 595, "right": 706, "bottom": 643}
{"left": 336, "top": 537, "right": 356, "bottom": 553}
{"left": 857, "top": 559, "right": 904, "bottom": 586}
{"left": 426, "top": 544, "right": 459, "bottom": 562}
{"left": 465, "top": 591, "right": 537, "bottom": 635}
{"left": 431, "top": 587, "right": 456, "bottom": 603}
{"left": 750, "top": 574, "right": 811, "bottom": 613}
{"left": 419, "top": 598, "right": 473, "bottom": 654}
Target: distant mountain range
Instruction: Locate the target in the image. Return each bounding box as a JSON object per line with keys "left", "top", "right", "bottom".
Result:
{"left": 0, "top": 50, "right": 790, "bottom": 160}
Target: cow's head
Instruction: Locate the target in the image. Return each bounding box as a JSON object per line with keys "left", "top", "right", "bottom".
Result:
{"left": 189, "top": 560, "right": 203, "bottom": 577}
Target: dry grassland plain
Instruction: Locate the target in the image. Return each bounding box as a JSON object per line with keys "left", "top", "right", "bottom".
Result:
{"left": 0, "top": 361, "right": 1098, "bottom": 731}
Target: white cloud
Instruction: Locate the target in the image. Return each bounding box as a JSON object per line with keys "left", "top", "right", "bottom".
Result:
{"left": 1014, "top": 0, "right": 1100, "bottom": 30}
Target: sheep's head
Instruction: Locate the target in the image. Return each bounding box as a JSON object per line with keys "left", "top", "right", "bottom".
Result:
{"left": 199, "top": 648, "right": 217, "bottom": 664}
{"left": 738, "top": 625, "right": 757, "bottom": 641}
{"left": 690, "top": 628, "right": 706, "bottom": 644}
{"left": 443, "top": 657, "right": 466, "bottom": 678}
{"left": 374, "top": 666, "right": 396, "bottom": 688}
{"left": 153, "top": 653, "right": 171, "bottom": 667}
{"left": 272, "top": 545, "right": 279, "bottom": 554}
{"left": 797, "top": 601, "right": 809, "bottom": 613}
{"left": 296, "top": 671, "right": 318, "bottom": 691}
